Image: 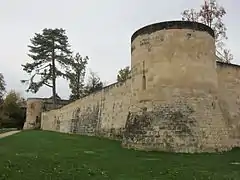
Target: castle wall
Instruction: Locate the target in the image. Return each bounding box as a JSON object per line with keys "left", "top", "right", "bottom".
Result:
{"left": 23, "top": 99, "right": 43, "bottom": 129}
{"left": 123, "top": 21, "right": 229, "bottom": 153}
{"left": 36, "top": 21, "right": 240, "bottom": 153}
{"left": 217, "top": 62, "right": 240, "bottom": 147}
{"left": 23, "top": 98, "right": 69, "bottom": 130}
{"left": 41, "top": 80, "right": 132, "bottom": 139}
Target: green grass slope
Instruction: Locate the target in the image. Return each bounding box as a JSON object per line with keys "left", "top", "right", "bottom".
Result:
{"left": 0, "top": 130, "right": 239, "bottom": 180}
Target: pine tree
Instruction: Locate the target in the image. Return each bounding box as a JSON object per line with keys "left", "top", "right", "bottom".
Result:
{"left": 21, "top": 28, "right": 72, "bottom": 107}
{"left": 67, "top": 53, "right": 88, "bottom": 101}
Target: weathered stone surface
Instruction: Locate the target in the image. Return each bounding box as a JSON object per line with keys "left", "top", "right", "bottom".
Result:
{"left": 26, "top": 21, "right": 240, "bottom": 153}
{"left": 41, "top": 81, "right": 131, "bottom": 139}
{"left": 23, "top": 99, "right": 43, "bottom": 130}
{"left": 23, "top": 98, "right": 69, "bottom": 130}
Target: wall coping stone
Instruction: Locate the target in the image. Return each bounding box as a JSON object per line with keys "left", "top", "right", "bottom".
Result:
{"left": 131, "top": 20, "right": 214, "bottom": 42}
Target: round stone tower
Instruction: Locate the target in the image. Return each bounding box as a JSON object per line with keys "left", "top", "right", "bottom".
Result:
{"left": 23, "top": 98, "right": 43, "bottom": 130}
{"left": 123, "top": 21, "right": 229, "bottom": 153}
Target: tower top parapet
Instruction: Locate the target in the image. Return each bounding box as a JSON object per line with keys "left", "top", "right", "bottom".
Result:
{"left": 131, "top": 21, "right": 214, "bottom": 42}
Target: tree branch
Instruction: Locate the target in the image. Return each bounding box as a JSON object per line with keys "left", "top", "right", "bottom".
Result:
{"left": 43, "top": 82, "right": 53, "bottom": 88}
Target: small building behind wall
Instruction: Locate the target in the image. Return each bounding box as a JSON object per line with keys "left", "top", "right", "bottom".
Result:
{"left": 23, "top": 96, "right": 69, "bottom": 130}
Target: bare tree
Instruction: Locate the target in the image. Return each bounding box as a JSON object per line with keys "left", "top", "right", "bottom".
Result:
{"left": 217, "top": 49, "right": 233, "bottom": 63}
{"left": 85, "top": 71, "right": 103, "bottom": 95}
{"left": 181, "top": 0, "right": 233, "bottom": 63}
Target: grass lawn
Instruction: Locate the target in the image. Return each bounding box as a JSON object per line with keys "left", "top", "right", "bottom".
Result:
{"left": 0, "top": 131, "right": 240, "bottom": 180}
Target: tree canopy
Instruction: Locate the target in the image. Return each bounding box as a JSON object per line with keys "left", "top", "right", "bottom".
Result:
{"left": 117, "top": 66, "right": 131, "bottom": 82}
{"left": 0, "top": 90, "right": 25, "bottom": 129}
{"left": 85, "top": 71, "right": 103, "bottom": 95}
{"left": 67, "top": 53, "right": 88, "bottom": 101}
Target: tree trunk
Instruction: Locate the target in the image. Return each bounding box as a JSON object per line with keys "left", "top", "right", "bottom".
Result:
{"left": 52, "top": 39, "right": 56, "bottom": 108}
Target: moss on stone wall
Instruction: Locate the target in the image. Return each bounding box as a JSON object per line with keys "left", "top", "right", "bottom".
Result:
{"left": 123, "top": 103, "right": 198, "bottom": 152}
{"left": 70, "top": 104, "right": 100, "bottom": 135}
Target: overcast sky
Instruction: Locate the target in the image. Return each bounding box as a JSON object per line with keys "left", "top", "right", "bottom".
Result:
{"left": 0, "top": 0, "right": 239, "bottom": 99}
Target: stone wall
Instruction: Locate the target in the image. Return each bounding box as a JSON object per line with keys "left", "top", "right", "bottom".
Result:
{"left": 41, "top": 80, "right": 132, "bottom": 139}
{"left": 37, "top": 21, "right": 240, "bottom": 153}
{"left": 122, "top": 21, "right": 229, "bottom": 153}
{"left": 216, "top": 62, "right": 240, "bottom": 147}
{"left": 23, "top": 99, "right": 43, "bottom": 129}
{"left": 23, "top": 98, "right": 69, "bottom": 130}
